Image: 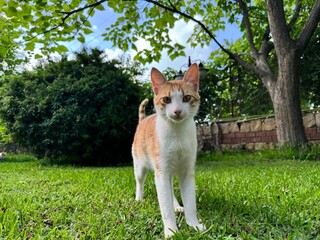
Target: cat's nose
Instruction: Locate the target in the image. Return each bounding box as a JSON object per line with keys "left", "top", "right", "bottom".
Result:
{"left": 174, "top": 110, "right": 182, "bottom": 116}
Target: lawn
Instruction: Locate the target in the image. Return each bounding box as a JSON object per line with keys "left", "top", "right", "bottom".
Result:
{"left": 1, "top": 152, "right": 320, "bottom": 239}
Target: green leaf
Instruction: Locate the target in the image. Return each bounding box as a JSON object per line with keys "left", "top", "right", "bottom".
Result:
{"left": 24, "top": 42, "right": 35, "bottom": 51}
{"left": 0, "top": 46, "right": 7, "bottom": 57}
{"left": 89, "top": 9, "right": 95, "bottom": 16}
{"left": 108, "top": 1, "right": 116, "bottom": 9}
{"left": 34, "top": 54, "right": 43, "bottom": 59}
{"left": 83, "top": 20, "right": 92, "bottom": 28}
{"left": 70, "top": 0, "right": 82, "bottom": 8}
{"left": 57, "top": 45, "right": 69, "bottom": 53}
{"left": 8, "top": 6, "right": 17, "bottom": 14}
{"left": 96, "top": 4, "right": 105, "bottom": 11}
{"left": 5, "top": 6, "right": 17, "bottom": 17}
{"left": 131, "top": 43, "right": 137, "bottom": 51}
{"left": 83, "top": 28, "right": 93, "bottom": 35}
{"left": 23, "top": 15, "right": 33, "bottom": 21}
{"left": 1, "top": 36, "right": 10, "bottom": 45}
{"left": 77, "top": 35, "right": 85, "bottom": 43}
{"left": 63, "top": 4, "right": 71, "bottom": 12}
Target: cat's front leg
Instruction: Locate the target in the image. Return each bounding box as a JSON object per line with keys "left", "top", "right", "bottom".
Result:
{"left": 179, "top": 169, "right": 206, "bottom": 232}
{"left": 133, "top": 162, "right": 148, "bottom": 200}
{"left": 155, "top": 172, "right": 178, "bottom": 238}
{"left": 172, "top": 178, "right": 184, "bottom": 213}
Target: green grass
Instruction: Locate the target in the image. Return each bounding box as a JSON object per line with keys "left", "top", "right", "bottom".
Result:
{"left": 1, "top": 151, "right": 320, "bottom": 239}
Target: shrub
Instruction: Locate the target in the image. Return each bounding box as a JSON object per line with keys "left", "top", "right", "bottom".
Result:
{"left": 0, "top": 118, "right": 12, "bottom": 150}
{"left": 0, "top": 49, "right": 144, "bottom": 165}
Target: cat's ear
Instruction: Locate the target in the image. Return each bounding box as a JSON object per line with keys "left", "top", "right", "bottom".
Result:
{"left": 151, "top": 67, "right": 167, "bottom": 95}
{"left": 183, "top": 63, "right": 199, "bottom": 91}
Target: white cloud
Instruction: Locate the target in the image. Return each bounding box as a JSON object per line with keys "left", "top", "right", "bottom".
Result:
{"left": 168, "top": 19, "right": 195, "bottom": 44}
{"left": 97, "top": 18, "right": 212, "bottom": 82}
{"left": 21, "top": 48, "right": 62, "bottom": 72}
{"left": 103, "top": 48, "right": 125, "bottom": 60}
{"left": 131, "top": 18, "right": 213, "bottom": 80}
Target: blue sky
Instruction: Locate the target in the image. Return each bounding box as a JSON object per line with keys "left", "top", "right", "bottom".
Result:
{"left": 62, "top": 5, "right": 242, "bottom": 81}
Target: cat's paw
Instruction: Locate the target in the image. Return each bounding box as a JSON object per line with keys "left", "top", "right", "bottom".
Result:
{"left": 193, "top": 223, "right": 206, "bottom": 232}
{"left": 174, "top": 206, "right": 184, "bottom": 213}
{"left": 135, "top": 193, "right": 144, "bottom": 201}
{"left": 164, "top": 228, "right": 177, "bottom": 238}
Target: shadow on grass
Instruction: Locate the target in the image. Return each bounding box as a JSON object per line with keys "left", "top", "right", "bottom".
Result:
{"left": 198, "top": 145, "right": 320, "bottom": 163}
{"left": 198, "top": 190, "right": 319, "bottom": 239}
{"left": 38, "top": 156, "right": 133, "bottom": 168}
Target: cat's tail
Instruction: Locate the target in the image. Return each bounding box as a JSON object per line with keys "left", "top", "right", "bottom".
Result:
{"left": 138, "top": 99, "right": 149, "bottom": 122}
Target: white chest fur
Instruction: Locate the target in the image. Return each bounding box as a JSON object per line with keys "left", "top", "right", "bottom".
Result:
{"left": 156, "top": 116, "right": 197, "bottom": 173}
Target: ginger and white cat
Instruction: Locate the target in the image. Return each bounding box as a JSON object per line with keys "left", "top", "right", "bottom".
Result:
{"left": 132, "top": 63, "right": 206, "bottom": 238}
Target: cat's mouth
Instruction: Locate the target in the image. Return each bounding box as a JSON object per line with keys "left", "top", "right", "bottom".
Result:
{"left": 168, "top": 114, "right": 186, "bottom": 123}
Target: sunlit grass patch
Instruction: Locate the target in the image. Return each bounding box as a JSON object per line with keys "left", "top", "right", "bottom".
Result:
{"left": 1, "top": 152, "right": 320, "bottom": 239}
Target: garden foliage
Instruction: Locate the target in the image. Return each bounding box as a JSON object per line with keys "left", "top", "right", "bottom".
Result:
{"left": 0, "top": 49, "right": 143, "bottom": 165}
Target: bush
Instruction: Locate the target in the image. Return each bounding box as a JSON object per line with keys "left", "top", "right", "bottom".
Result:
{"left": 0, "top": 49, "right": 144, "bottom": 165}
{"left": 0, "top": 118, "right": 12, "bottom": 150}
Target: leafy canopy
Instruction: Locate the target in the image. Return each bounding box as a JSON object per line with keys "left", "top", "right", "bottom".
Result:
{"left": 1, "top": 0, "right": 106, "bottom": 72}
{"left": 0, "top": 48, "right": 144, "bottom": 165}
{"left": 1, "top": 0, "right": 316, "bottom": 67}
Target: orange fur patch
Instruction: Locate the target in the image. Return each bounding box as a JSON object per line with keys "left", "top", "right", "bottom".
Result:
{"left": 132, "top": 114, "right": 160, "bottom": 173}
{"left": 153, "top": 80, "right": 200, "bottom": 107}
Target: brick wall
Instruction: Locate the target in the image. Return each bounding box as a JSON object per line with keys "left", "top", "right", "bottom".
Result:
{"left": 197, "top": 111, "right": 320, "bottom": 152}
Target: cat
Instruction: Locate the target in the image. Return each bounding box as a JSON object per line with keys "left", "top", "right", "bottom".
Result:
{"left": 132, "top": 63, "right": 206, "bottom": 238}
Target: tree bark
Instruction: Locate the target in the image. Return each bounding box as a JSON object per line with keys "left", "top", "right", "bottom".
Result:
{"left": 264, "top": 0, "right": 308, "bottom": 147}
{"left": 267, "top": 50, "right": 307, "bottom": 146}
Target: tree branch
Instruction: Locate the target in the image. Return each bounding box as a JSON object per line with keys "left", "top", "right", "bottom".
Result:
{"left": 296, "top": 0, "right": 320, "bottom": 51}
{"left": 69, "top": 7, "right": 95, "bottom": 40}
{"left": 259, "top": 25, "right": 274, "bottom": 57}
{"left": 60, "top": 0, "right": 108, "bottom": 20}
{"left": 266, "top": 0, "right": 293, "bottom": 53}
{"left": 232, "top": 53, "right": 274, "bottom": 81}
{"left": 236, "top": 0, "right": 259, "bottom": 58}
{"left": 287, "top": 0, "right": 302, "bottom": 32}
{"left": 145, "top": 0, "right": 234, "bottom": 58}
{"left": 23, "top": 0, "right": 108, "bottom": 43}
{"left": 145, "top": 0, "right": 275, "bottom": 80}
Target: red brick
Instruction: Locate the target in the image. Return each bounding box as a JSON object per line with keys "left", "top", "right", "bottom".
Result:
{"left": 266, "top": 130, "right": 277, "bottom": 137}
{"left": 245, "top": 132, "right": 256, "bottom": 138}
{"left": 261, "top": 136, "right": 272, "bottom": 142}
{"left": 311, "top": 133, "right": 320, "bottom": 140}
{"left": 231, "top": 138, "right": 242, "bottom": 144}
{"left": 252, "top": 137, "right": 261, "bottom": 143}
{"left": 256, "top": 131, "right": 266, "bottom": 137}
{"left": 224, "top": 133, "right": 236, "bottom": 139}
{"left": 305, "top": 127, "right": 316, "bottom": 134}
{"left": 235, "top": 133, "right": 246, "bottom": 138}
{"left": 221, "top": 138, "right": 232, "bottom": 144}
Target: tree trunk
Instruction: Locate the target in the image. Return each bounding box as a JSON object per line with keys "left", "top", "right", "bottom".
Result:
{"left": 268, "top": 49, "right": 307, "bottom": 147}
{"left": 264, "top": 0, "right": 311, "bottom": 147}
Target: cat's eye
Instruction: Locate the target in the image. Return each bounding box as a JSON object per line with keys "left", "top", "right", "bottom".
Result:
{"left": 183, "top": 95, "right": 192, "bottom": 102}
{"left": 162, "top": 97, "right": 171, "bottom": 104}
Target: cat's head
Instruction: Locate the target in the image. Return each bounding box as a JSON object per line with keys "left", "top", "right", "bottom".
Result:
{"left": 151, "top": 63, "right": 200, "bottom": 123}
